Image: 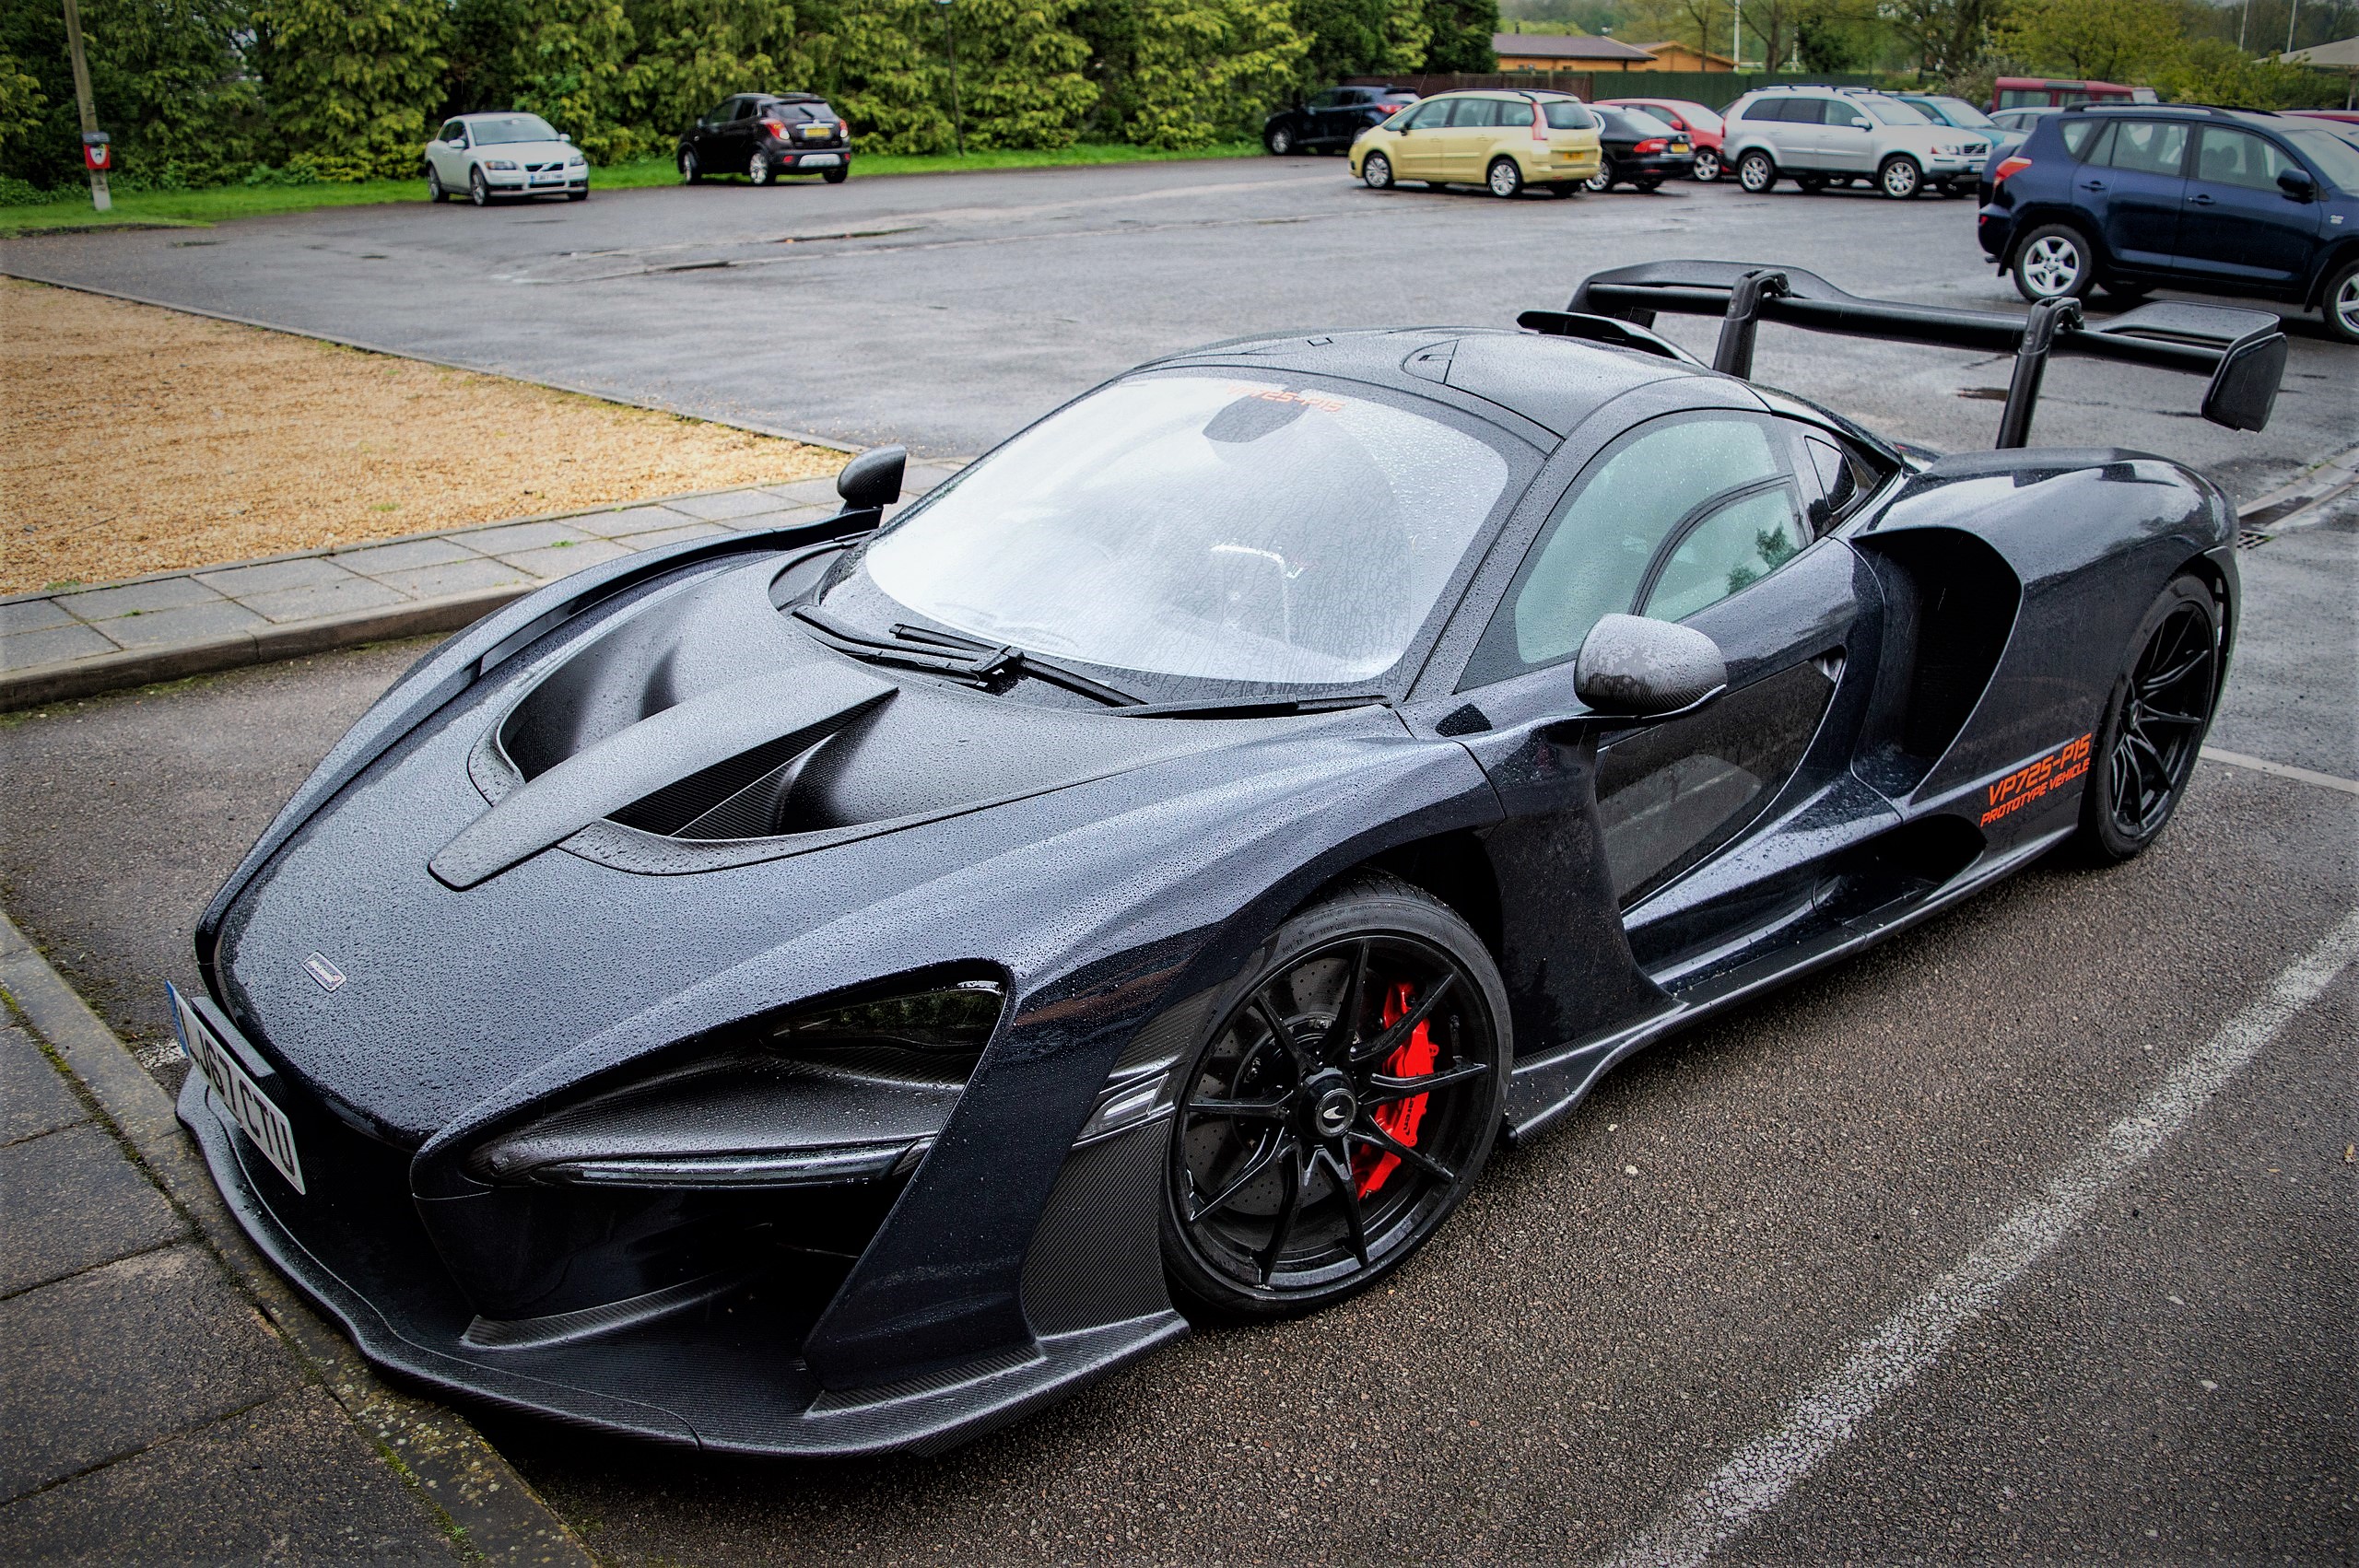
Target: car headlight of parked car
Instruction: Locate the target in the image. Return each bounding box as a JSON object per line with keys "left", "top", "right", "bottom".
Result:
{"left": 484, "top": 158, "right": 520, "bottom": 171}
{"left": 1938, "top": 142, "right": 1982, "bottom": 158}
{"left": 468, "top": 976, "right": 1006, "bottom": 1190}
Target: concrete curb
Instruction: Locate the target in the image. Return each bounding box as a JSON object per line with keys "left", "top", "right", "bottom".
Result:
{"left": 2, "top": 584, "right": 532, "bottom": 710}
{"left": 0, "top": 911, "right": 595, "bottom": 1567}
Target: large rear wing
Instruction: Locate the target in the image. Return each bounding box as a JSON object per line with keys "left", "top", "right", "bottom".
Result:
{"left": 1524, "top": 261, "right": 2287, "bottom": 448}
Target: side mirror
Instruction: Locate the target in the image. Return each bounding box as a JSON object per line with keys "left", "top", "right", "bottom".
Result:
{"left": 1574, "top": 614, "right": 1728, "bottom": 718}
{"left": 1848, "top": 115, "right": 1872, "bottom": 130}
{"left": 836, "top": 445, "right": 907, "bottom": 511}
{"left": 560, "top": 132, "right": 573, "bottom": 144}
{"left": 2276, "top": 166, "right": 2315, "bottom": 201}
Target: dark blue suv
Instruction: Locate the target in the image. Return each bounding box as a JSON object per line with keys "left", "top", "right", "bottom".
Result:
{"left": 1978, "top": 104, "right": 2359, "bottom": 343}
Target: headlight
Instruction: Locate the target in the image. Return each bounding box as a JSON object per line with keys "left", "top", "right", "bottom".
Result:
{"left": 470, "top": 976, "right": 1004, "bottom": 1190}
{"left": 484, "top": 158, "right": 519, "bottom": 170}
{"left": 568, "top": 157, "right": 586, "bottom": 168}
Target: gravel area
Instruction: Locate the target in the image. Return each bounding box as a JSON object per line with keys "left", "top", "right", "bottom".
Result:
{"left": 1, "top": 279, "right": 842, "bottom": 594}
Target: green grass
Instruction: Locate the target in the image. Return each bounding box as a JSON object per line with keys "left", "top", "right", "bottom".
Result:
{"left": 0, "top": 141, "right": 1261, "bottom": 237}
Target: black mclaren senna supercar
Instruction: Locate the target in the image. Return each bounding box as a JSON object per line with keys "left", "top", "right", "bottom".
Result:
{"left": 173, "top": 263, "right": 2286, "bottom": 1456}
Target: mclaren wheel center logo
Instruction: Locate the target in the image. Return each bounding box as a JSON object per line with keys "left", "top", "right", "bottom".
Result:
{"left": 303, "top": 952, "right": 346, "bottom": 992}
{"left": 1981, "top": 734, "right": 2095, "bottom": 827}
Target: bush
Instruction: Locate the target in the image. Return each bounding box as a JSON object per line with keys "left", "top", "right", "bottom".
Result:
{"left": 0, "top": 171, "right": 65, "bottom": 205}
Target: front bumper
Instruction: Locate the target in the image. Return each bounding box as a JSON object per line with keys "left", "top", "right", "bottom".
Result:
{"left": 486, "top": 171, "right": 588, "bottom": 193}
{"left": 181, "top": 1070, "right": 1185, "bottom": 1455}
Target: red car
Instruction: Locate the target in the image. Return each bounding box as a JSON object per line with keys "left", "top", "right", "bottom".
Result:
{"left": 1595, "top": 97, "right": 1726, "bottom": 181}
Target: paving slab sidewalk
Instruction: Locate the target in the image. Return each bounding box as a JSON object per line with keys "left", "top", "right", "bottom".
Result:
{"left": 3, "top": 465, "right": 958, "bottom": 711}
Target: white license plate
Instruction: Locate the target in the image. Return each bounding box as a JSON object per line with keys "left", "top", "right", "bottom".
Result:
{"left": 531, "top": 174, "right": 565, "bottom": 184}
{"left": 170, "top": 983, "right": 305, "bottom": 1194}
{"left": 799, "top": 154, "right": 841, "bottom": 168}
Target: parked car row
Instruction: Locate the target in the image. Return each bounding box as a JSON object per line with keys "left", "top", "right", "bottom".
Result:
{"left": 420, "top": 91, "right": 852, "bottom": 206}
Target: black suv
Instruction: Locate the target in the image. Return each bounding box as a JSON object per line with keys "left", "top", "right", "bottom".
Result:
{"left": 1978, "top": 103, "right": 2359, "bottom": 342}
{"left": 1264, "top": 86, "right": 1419, "bottom": 156}
{"left": 678, "top": 93, "right": 851, "bottom": 186}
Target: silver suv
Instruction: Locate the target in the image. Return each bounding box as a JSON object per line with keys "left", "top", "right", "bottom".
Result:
{"left": 1722, "top": 87, "right": 1989, "bottom": 199}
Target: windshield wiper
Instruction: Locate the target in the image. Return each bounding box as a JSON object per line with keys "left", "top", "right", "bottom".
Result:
{"left": 791, "top": 605, "right": 1142, "bottom": 708}
{"left": 1104, "top": 693, "right": 1390, "bottom": 720}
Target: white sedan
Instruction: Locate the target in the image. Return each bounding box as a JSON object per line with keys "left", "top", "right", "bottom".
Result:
{"left": 423, "top": 112, "right": 589, "bottom": 205}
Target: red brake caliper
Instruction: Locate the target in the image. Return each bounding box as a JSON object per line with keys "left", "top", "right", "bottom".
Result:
{"left": 1356, "top": 981, "right": 1437, "bottom": 1199}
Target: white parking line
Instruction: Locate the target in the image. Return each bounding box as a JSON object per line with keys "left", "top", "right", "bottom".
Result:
{"left": 2200, "top": 747, "right": 2359, "bottom": 798}
{"left": 1598, "top": 907, "right": 2359, "bottom": 1568}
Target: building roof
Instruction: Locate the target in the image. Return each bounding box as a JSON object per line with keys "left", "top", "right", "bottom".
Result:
{"left": 1491, "top": 32, "right": 1661, "bottom": 62}
{"left": 2282, "top": 34, "right": 2359, "bottom": 67}
{"left": 1630, "top": 40, "right": 1738, "bottom": 65}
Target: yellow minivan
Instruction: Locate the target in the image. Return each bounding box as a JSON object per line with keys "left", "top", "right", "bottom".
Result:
{"left": 1349, "top": 90, "right": 1603, "bottom": 197}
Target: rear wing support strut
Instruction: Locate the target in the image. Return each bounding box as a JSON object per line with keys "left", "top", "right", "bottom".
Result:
{"left": 1557, "top": 262, "right": 2290, "bottom": 446}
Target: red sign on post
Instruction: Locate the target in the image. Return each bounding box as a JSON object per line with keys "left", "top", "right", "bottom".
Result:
{"left": 82, "top": 130, "right": 111, "bottom": 170}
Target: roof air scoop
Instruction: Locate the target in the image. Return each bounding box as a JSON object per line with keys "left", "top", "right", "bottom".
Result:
{"left": 430, "top": 664, "right": 894, "bottom": 889}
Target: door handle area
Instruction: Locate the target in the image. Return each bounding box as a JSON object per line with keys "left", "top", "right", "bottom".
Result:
{"left": 2079, "top": 180, "right": 2107, "bottom": 191}
{"left": 2187, "top": 193, "right": 2217, "bottom": 205}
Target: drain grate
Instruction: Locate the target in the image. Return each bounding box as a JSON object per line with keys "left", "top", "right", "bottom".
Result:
{"left": 2236, "top": 528, "right": 2274, "bottom": 550}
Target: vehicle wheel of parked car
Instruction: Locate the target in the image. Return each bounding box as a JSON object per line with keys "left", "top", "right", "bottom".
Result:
{"left": 468, "top": 168, "right": 490, "bottom": 206}
{"left": 678, "top": 149, "right": 700, "bottom": 183}
{"left": 1691, "top": 148, "right": 1720, "bottom": 182}
{"left": 2072, "top": 574, "right": 2220, "bottom": 864}
{"left": 1486, "top": 158, "right": 1524, "bottom": 198}
{"left": 1736, "top": 149, "right": 1778, "bottom": 193}
{"left": 824, "top": 168, "right": 849, "bottom": 184}
{"left": 1361, "top": 152, "right": 1393, "bottom": 190}
{"left": 1266, "top": 124, "right": 1295, "bottom": 156}
{"left": 748, "top": 151, "right": 772, "bottom": 186}
{"left": 1877, "top": 156, "right": 1922, "bottom": 199}
{"left": 2012, "top": 223, "right": 2095, "bottom": 303}
{"left": 2324, "top": 257, "right": 2359, "bottom": 345}
{"left": 1160, "top": 872, "right": 1509, "bottom": 1321}
{"left": 568, "top": 188, "right": 587, "bottom": 202}
{"left": 1584, "top": 168, "right": 1614, "bottom": 193}
{"left": 426, "top": 167, "right": 448, "bottom": 203}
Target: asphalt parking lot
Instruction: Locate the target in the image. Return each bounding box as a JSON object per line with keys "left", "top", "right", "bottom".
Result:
{"left": 3, "top": 157, "right": 2353, "bottom": 497}
{"left": 3, "top": 162, "right": 2355, "bottom": 1564}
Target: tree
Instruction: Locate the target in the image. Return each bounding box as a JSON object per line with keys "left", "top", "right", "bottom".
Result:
{"left": 1289, "top": 0, "right": 1428, "bottom": 90}
{"left": 1995, "top": 0, "right": 2177, "bottom": 81}
{"left": 805, "top": 0, "right": 1096, "bottom": 153}
{"left": 3, "top": 0, "right": 262, "bottom": 187}
{"left": 619, "top": 0, "right": 803, "bottom": 139}
{"left": 1878, "top": 0, "right": 2004, "bottom": 76}
{"left": 1420, "top": 0, "right": 1498, "bottom": 69}
{"left": 2153, "top": 36, "right": 2345, "bottom": 106}
{"left": 1079, "top": 0, "right": 1305, "bottom": 146}
{"left": 252, "top": 0, "right": 446, "bottom": 179}
{"left": 506, "top": 0, "right": 637, "bottom": 159}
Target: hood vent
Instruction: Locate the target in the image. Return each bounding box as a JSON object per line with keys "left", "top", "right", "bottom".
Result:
{"left": 430, "top": 663, "right": 893, "bottom": 889}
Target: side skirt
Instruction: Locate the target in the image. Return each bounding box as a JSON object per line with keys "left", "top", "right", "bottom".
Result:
{"left": 1503, "top": 823, "right": 2072, "bottom": 1142}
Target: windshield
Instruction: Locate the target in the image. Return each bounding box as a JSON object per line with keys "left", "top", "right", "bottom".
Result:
{"left": 1543, "top": 101, "right": 1596, "bottom": 130}
{"left": 852, "top": 375, "right": 1513, "bottom": 686}
{"left": 1862, "top": 98, "right": 1930, "bottom": 125}
{"left": 471, "top": 115, "right": 561, "bottom": 145}
{"left": 2283, "top": 127, "right": 2359, "bottom": 192}
{"left": 1922, "top": 96, "right": 1993, "bottom": 127}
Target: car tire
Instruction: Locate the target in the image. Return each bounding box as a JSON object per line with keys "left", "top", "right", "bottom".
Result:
{"left": 2322, "top": 256, "right": 2359, "bottom": 345}
{"left": 1584, "top": 168, "right": 1614, "bottom": 193}
{"left": 1160, "top": 872, "right": 1510, "bottom": 1321}
{"left": 1877, "top": 156, "right": 1922, "bottom": 199}
{"left": 1266, "top": 124, "right": 1295, "bottom": 157}
{"left": 468, "top": 168, "right": 490, "bottom": 207}
{"left": 2071, "top": 574, "right": 2221, "bottom": 864}
{"left": 1737, "top": 150, "right": 1777, "bottom": 193}
{"left": 1361, "top": 152, "right": 1393, "bottom": 190}
{"left": 823, "top": 167, "right": 849, "bottom": 184}
{"left": 2012, "top": 222, "right": 2095, "bottom": 303}
{"left": 1691, "top": 148, "right": 1720, "bottom": 182}
{"left": 747, "top": 151, "right": 772, "bottom": 186}
{"left": 426, "top": 167, "right": 448, "bottom": 203}
{"left": 568, "top": 187, "right": 587, "bottom": 202}
{"left": 678, "top": 149, "right": 700, "bottom": 183}
{"left": 1486, "top": 157, "right": 1524, "bottom": 198}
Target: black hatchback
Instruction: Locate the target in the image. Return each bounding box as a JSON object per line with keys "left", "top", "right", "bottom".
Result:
{"left": 1264, "top": 85, "right": 1419, "bottom": 156}
{"left": 1585, "top": 106, "right": 1696, "bottom": 192}
{"left": 678, "top": 93, "right": 851, "bottom": 186}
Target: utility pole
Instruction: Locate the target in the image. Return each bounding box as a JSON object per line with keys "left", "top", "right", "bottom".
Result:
{"left": 936, "top": 0, "right": 965, "bottom": 158}
{"left": 2284, "top": 0, "right": 2299, "bottom": 54}
{"left": 2236, "top": 0, "right": 2248, "bottom": 51}
{"left": 59, "top": 0, "right": 110, "bottom": 210}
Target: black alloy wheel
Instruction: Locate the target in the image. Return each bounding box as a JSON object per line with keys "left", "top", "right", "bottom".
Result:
{"left": 1737, "top": 149, "right": 1777, "bottom": 193}
{"left": 678, "top": 148, "right": 701, "bottom": 183}
{"left": 1162, "top": 875, "right": 1508, "bottom": 1318}
{"left": 468, "top": 168, "right": 490, "bottom": 206}
{"left": 2075, "top": 574, "right": 2221, "bottom": 862}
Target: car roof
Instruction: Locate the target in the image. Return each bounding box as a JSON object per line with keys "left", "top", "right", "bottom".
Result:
{"left": 1145, "top": 327, "right": 1718, "bottom": 439}
{"left": 2060, "top": 101, "right": 2280, "bottom": 124}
